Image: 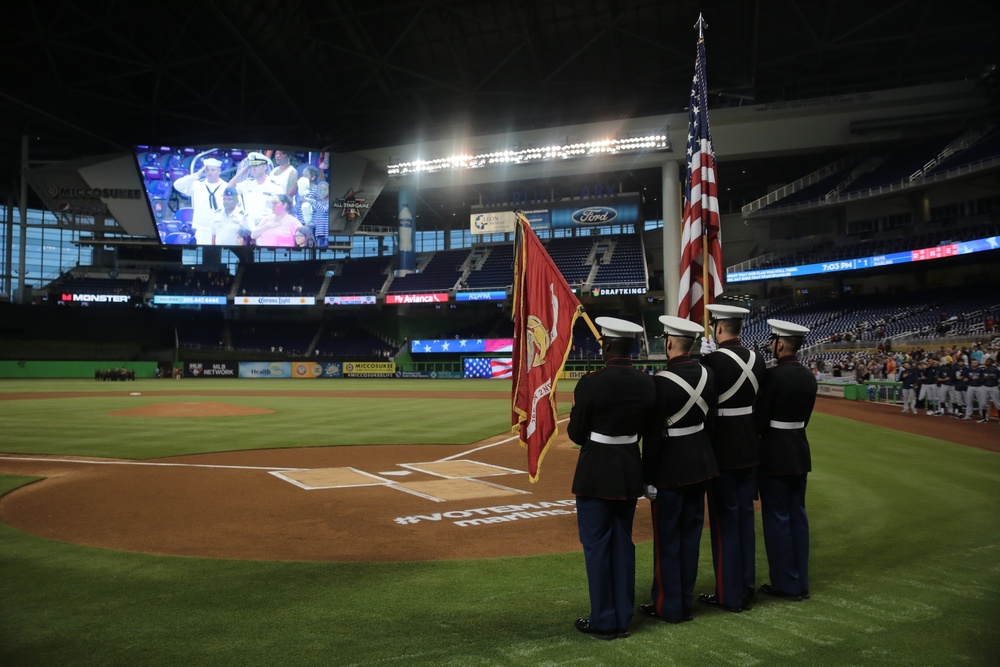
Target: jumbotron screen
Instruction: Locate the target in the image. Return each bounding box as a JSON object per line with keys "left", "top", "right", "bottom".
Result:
{"left": 135, "top": 146, "right": 332, "bottom": 249}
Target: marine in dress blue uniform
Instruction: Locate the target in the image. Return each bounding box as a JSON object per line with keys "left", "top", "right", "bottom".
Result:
{"left": 640, "top": 315, "right": 718, "bottom": 623}
{"left": 568, "top": 317, "right": 656, "bottom": 640}
{"left": 697, "top": 304, "right": 765, "bottom": 613}
{"left": 756, "top": 319, "right": 817, "bottom": 601}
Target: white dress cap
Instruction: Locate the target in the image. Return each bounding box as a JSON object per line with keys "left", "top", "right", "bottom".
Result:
{"left": 768, "top": 318, "right": 810, "bottom": 337}
{"left": 202, "top": 157, "right": 223, "bottom": 168}
{"left": 247, "top": 151, "right": 269, "bottom": 165}
{"left": 705, "top": 304, "right": 749, "bottom": 319}
{"left": 594, "top": 316, "right": 643, "bottom": 338}
{"left": 658, "top": 315, "right": 704, "bottom": 338}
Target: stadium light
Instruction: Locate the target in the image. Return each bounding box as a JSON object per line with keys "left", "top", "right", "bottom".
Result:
{"left": 386, "top": 134, "right": 671, "bottom": 176}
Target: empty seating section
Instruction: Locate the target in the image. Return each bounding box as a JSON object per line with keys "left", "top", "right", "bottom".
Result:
{"left": 756, "top": 127, "right": 999, "bottom": 214}
{"left": 177, "top": 314, "right": 227, "bottom": 350}
{"left": 325, "top": 256, "right": 393, "bottom": 295}
{"left": 230, "top": 320, "right": 318, "bottom": 355}
{"left": 314, "top": 319, "right": 396, "bottom": 358}
{"left": 926, "top": 128, "right": 1000, "bottom": 176}
{"left": 841, "top": 135, "right": 959, "bottom": 196}
{"left": 387, "top": 248, "right": 469, "bottom": 293}
{"left": 545, "top": 236, "right": 596, "bottom": 285}
{"left": 764, "top": 171, "right": 846, "bottom": 211}
{"left": 464, "top": 244, "right": 513, "bottom": 290}
{"left": 153, "top": 267, "right": 233, "bottom": 295}
{"left": 591, "top": 235, "right": 647, "bottom": 287}
{"left": 237, "top": 260, "right": 327, "bottom": 296}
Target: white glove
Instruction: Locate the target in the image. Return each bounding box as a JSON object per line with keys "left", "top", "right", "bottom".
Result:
{"left": 700, "top": 336, "right": 717, "bottom": 356}
{"left": 644, "top": 484, "right": 658, "bottom": 501}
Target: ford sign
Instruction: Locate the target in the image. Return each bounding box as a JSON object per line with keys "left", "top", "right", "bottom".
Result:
{"left": 571, "top": 207, "right": 618, "bottom": 225}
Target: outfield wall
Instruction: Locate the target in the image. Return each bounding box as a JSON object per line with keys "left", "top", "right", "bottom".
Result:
{"left": 0, "top": 360, "right": 161, "bottom": 379}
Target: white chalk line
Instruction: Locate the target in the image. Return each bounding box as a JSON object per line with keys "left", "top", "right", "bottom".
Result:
{"left": 435, "top": 416, "right": 569, "bottom": 462}
{"left": 0, "top": 416, "right": 572, "bottom": 474}
{"left": 0, "top": 456, "right": 306, "bottom": 472}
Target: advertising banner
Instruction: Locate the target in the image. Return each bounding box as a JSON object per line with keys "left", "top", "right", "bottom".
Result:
{"left": 469, "top": 196, "right": 640, "bottom": 232}
{"left": 455, "top": 290, "right": 507, "bottom": 302}
{"left": 185, "top": 361, "right": 238, "bottom": 378}
{"left": 25, "top": 153, "right": 157, "bottom": 237}
{"left": 470, "top": 211, "right": 517, "bottom": 235}
{"left": 324, "top": 295, "right": 377, "bottom": 305}
{"left": 385, "top": 292, "right": 449, "bottom": 305}
{"left": 239, "top": 362, "right": 293, "bottom": 378}
{"left": 291, "top": 361, "right": 344, "bottom": 378}
{"left": 344, "top": 361, "right": 396, "bottom": 377}
{"left": 234, "top": 296, "right": 316, "bottom": 306}
{"left": 154, "top": 295, "right": 228, "bottom": 305}
{"left": 394, "top": 370, "right": 465, "bottom": 379}
{"left": 59, "top": 293, "right": 132, "bottom": 303}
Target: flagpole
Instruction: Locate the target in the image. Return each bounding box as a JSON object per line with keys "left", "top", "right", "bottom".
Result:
{"left": 696, "top": 12, "right": 711, "bottom": 338}
{"left": 702, "top": 237, "right": 710, "bottom": 336}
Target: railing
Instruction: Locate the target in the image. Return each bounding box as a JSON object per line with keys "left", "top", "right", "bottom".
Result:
{"left": 742, "top": 154, "right": 1000, "bottom": 219}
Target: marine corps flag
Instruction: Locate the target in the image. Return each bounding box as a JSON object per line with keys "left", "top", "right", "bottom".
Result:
{"left": 511, "top": 213, "right": 583, "bottom": 482}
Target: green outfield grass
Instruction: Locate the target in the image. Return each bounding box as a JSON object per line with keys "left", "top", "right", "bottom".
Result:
{"left": 1, "top": 380, "right": 998, "bottom": 666}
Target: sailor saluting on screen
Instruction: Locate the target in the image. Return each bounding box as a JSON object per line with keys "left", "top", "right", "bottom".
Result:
{"left": 171, "top": 157, "right": 229, "bottom": 245}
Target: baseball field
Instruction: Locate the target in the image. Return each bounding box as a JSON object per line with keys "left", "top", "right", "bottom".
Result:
{"left": 1, "top": 378, "right": 998, "bottom": 666}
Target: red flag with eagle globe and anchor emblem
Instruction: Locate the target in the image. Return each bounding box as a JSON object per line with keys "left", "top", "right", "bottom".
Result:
{"left": 511, "top": 214, "right": 583, "bottom": 482}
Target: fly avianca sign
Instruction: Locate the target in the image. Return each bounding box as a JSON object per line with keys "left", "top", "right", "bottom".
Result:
{"left": 385, "top": 292, "right": 449, "bottom": 304}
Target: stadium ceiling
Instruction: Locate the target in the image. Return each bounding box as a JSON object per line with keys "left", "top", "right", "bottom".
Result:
{"left": 1, "top": 0, "right": 998, "bottom": 218}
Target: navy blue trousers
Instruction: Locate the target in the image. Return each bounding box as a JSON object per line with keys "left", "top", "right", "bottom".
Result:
{"left": 576, "top": 496, "right": 637, "bottom": 633}
{"left": 707, "top": 467, "right": 757, "bottom": 606}
{"left": 758, "top": 474, "right": 809, "bottom": 596}
{"left": 649, "top": 482, "right": 706, "bottom": 622}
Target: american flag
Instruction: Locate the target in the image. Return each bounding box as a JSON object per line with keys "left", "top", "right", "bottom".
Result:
{"left": 465, "top": 357, "right": 513, "bottom": 379}
{"left": 677, "top": 23, "right": 724, "bottom": 324}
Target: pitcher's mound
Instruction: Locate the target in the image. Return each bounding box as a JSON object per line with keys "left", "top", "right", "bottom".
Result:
{"left": 109, "top": 402, "right": 275, "bottom": 418}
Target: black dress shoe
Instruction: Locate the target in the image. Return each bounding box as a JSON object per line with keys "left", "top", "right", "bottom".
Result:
{"left": 759, "top": 583, "right": 807, "bottom": 601}
{"left": 639, "top": 603, "right": 692, "bottom": 623}
{"left": 697, "top": 592, "right": 744, "bottom": 613}
{"left": 616, "top": 628, "right": 631, "bottom": 639}
{"left": 574, "top": 617, "right": 616, "bottom": 640}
